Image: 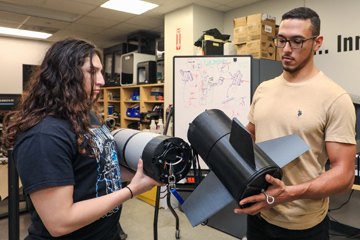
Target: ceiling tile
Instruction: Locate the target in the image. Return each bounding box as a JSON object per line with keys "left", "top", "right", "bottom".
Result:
{"left": 71, "top": 0, "right": 108, "bottom": 6}
{"left": 147, "top": 0, "right": 169, "bottom": 5}
{"left": 98, "top": 28, "right": 128, "bottom": 39}
{"left": 65, "top": 22, "right": 106, "bottom": 33}
{"left": 161, "top": 0, "right": 195, "bottom": 11}
{"left": 20, "top": 24, "right": 58, "bottom": 34}
{"left": 48, "top": 29, "right": 94, "bottom": 41}
{"left": 226, "top": 0, "right": 264, "bottom": 8}
{"left": 87, "top": 7, "right": 135, "bottom": 22}
{"left": 125, "top": 15, "right": 163, "bottom": 28}
{"left": 42, "top": 0, "right": 97, "bottom": 15}
{"left": 142, "top": 6, "right": 168, "bottom": 19}
{"left": 0, "top": 20, "right": 21, "bottom": 28}
{"left": 0, "top": 0, "right": 47, "bottom": 8}
{"left": 111, "top": 22, "right": 146, "bottom": 32}
{"left": 75, "top": 15, "right": 118, "bottom": 28}
{"left": 0, "top": 11, "right": 29, "bottom": 24}
{"left": 25, "top": 16, "right": 71, "bottom": 29}
{"left": 193, "top": 0, "right": 221, "bottom": 9}
{"left": 207, "top": 0, "right": 238, "bottom": 4}
{"left": 0, "top": 0, "right": 266, "bottom": 48}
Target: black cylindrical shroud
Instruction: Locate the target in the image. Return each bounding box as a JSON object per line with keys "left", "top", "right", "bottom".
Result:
{"left": 187, "top": 109, "right": 282, "bottom": 207}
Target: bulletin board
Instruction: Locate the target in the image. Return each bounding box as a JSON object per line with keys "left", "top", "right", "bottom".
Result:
{"left": 173, "top": 55, "right": 252, "bottom": 155}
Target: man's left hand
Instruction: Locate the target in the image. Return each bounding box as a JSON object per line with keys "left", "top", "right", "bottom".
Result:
{"left": 234, "top": 174, "right": 289, "bottom": 215}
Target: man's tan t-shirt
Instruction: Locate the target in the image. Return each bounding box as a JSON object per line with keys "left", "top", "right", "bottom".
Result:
{"left": 248, "top": 71, "right": 356, "bottom": 230}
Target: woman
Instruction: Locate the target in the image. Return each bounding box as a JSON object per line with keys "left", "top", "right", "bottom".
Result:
{"left": 2, "top": 38, "right": 160, "bottom": 239}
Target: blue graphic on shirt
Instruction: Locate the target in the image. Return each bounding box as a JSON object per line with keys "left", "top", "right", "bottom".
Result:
{"left": 298, "top": 109, "right": 302, "bottom": 117}
{"left": 90, "top": 125, "right": 122, "bottom": 217}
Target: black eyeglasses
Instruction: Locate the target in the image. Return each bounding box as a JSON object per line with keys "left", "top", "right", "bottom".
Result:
{"left": 273, "top": 35, "right": 318, "bottom": 49}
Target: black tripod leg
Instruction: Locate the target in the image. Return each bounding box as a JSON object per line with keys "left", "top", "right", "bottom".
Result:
{"left": 153, "top": 186, "right": 161, "bottom": 240}
{"left": 167, "top": 188, "right": 180, "bottom": 239}
{"left": 8, "top": 149, "right": 19, "bottom": 240}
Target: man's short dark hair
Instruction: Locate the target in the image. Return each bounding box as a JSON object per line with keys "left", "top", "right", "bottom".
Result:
{"left": 282, "top": 7, "right": 320, "bottom": 36}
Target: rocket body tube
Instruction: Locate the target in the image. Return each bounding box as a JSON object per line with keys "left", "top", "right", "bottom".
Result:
{"left": 187, "top": 109, "right": 282, "bottom": 207}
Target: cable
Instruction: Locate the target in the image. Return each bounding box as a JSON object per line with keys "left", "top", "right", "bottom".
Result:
{"left": 159, "top": 193, "right": 168, "bottom": 199}
{"left": 191, "top": 147, "right": 203, "bottom": 187}
{"left": 329, "top": 190, "right": 354, "bottom": 212}
{"left": 328, "top": 194, "right": 360, "bottom": 239}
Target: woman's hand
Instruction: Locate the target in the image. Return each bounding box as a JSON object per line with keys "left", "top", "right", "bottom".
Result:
{"left": 127, "top": 159, "right": 163, "bottom": 196}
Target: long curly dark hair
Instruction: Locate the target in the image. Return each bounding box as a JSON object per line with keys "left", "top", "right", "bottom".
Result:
{"left": 2, "top": 38, "right": 103, "bottom": 155}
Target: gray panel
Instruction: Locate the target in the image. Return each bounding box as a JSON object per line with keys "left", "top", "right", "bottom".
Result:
{"left": 206, "top": 201, "right": 246, "bottom": 239}
{"left": 251, "top": 59, "right": 283, "bottom": 100}
{"left": 256, "top": 134, "right": 310, "bottom": 168}
{"left": 182, "top": 171, "right": 234, "bottom": 227}
{"left": 259, "top": 59, "right": 283, "bottom": 84}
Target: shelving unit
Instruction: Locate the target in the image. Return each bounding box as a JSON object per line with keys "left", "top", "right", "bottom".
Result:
{"left": 121, "top": 85, "right": 140, "bottom": 129}
{"left": 97, "top": 83, "right": 164, "bottom": 130}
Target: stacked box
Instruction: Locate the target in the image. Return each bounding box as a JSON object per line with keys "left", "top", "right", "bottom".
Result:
{"left": 236, "top": 44, "right": 247, "bottom": 55}
{"left": 234, "top": 13, "right": 276, "bottom": 60}
{"left": 247, "top": 35, "right": 276, "bottom": 60}
{"left": 246, "top": 13, "right": 276, "bottom": 41}
{"left": 233, "top": 17, "right": 247, "bottom": 44}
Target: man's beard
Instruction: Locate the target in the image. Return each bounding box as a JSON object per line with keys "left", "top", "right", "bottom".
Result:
{"left": 283, "top": 46, "right": 314, "bottom": 73}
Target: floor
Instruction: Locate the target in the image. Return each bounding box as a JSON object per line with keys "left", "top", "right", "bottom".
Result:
{"left": 0, "top": 197, "right": 358, "bottom": 240}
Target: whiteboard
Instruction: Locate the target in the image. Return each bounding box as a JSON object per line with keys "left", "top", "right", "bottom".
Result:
{"left": 173, "top": 55, "right": 252, "bottom": 165}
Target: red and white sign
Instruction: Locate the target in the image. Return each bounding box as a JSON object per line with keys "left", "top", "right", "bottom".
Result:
{"left": 176, "top": 28, "right": 181, "bottom": 50}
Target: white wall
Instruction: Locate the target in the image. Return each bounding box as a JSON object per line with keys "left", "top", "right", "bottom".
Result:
{"left": 164, "top": 5, "right": 194, "bottom": 110}
{"left": 307, "top": 0, "right": 360, "bottom": 103}
{"left": 223, "top": 0, "right": 360, "bottom": 103}
{"left": 0, "top": 36, "right": 51, "bottom": 94}
{"left": 192, "top": 4, "right": 224, "bottom": 46}
{"left": 164, "top": 4, "right": 223, "bottom": 109}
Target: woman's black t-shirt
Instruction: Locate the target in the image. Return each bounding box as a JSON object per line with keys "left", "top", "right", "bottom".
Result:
{"left": 13, "top": 113, "right": 122, "bottom": 239}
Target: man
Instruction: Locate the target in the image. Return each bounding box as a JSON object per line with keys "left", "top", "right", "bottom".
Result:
{"left": 2, "top": 38, "right": 161, "bottom": 239}
{"left": 234, "top": 7, "right": 356, "bottom": 240}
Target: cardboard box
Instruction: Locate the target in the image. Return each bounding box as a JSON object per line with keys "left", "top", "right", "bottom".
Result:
{"left": 246, "top": 36, "right": 276, "bottom": 60}
{"left": 236, "top": 43, "right": 247, "bottom": 55}
{"left": 247, "top": 13, "right": 276, "bottom": 42}
{"left": 233, "top": 17, "right": 247, "bottom": 44}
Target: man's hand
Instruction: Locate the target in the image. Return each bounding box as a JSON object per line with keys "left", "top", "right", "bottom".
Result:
{"left": 234, "top": 174, "right": 290, "bottom": 215}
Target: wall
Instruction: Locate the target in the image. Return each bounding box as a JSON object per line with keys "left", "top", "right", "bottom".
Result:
{"left": 164, "top": 4, "right": 223, "bottom": 109}
{"left": 0, "top": 36, "right": 51, "bottom": 94}
{"left": 306, "top": 0, "right": 360, "bottom": 103}
{"left": 223, "top": 0, "right": 360, "bottom": 103}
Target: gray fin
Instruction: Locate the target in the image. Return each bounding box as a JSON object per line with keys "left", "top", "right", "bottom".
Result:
{"left": 182, "top": 171, "right": 235, "bottom": 227}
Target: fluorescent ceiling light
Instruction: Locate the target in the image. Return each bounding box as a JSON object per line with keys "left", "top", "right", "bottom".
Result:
{"left": 101, "top": 0, "right": 158, "bottom": 15}
{"left": 0, "top": 27, "right": 52, "bottom": 39}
